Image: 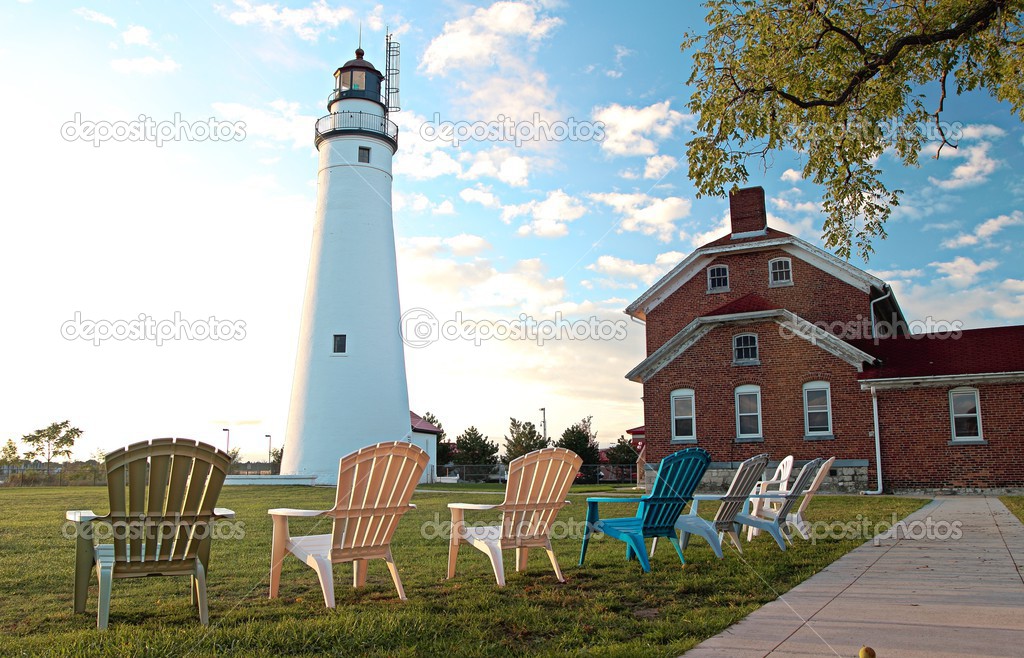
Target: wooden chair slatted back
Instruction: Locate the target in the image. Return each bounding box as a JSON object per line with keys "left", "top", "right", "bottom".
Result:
{"left": 103, "top": 438, "right": 231, "bottom": 568}
{"left": 639, "top": 447, "right": 711, "bottom": 533}
{"left": 499, "top": 448, "right": 582, "bottom": 543}
{"left": 713, "top": 453, "right": 770, "bottom": 529}
{"left": 330, "top": 442, "right": 429, "bottom": 556}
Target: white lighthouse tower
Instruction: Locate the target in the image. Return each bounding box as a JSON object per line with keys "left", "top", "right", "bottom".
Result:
{"left": 281, "top": 39, "right": 410, "bottom": 484}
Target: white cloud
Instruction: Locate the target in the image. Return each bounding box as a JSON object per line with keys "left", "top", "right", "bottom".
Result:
{"left": 959, "top": 124, "right": 1006, "bottom": 140}
{"left": 587, "top": 251, "right": 685, "bottom": 287}
{"left": 212, "top": 99, "right": 313, "bottom": 148}
{"left": 216, "top": 0, "right": 354, "bottom": 42}
{"left": 459, "top": 148, "right": 531, "bottom": 187}
{"left": 592, "top": 101, "right": 690, "bottom": 157}
{"left": 605, "top": 44, "right": 633, "bottom": 78}
{"left": 121, "top": 25, "right": 153, "bottom": 47}
{"left": 1002, "top": 279, "right": 1024, "bottom": 293}
{"left": 74, "top": 8, "right": 117, "bottom": 28}
{"left": 459, "top": 184, "right": 501, "bottom": 208}
{"left": 928, "top": 141, "right": 1001, "bottom": 189}
{"left": 941, "top": 210, "right": 1024, "bottom": 248}
{"left": 504, "top": 189, "right": 587, "bottom": 238}
{"left": 589, "top": 192, "right": 692, "bottom": 242}
{"left": 419, "top": 1, "right": 563, "bottom": 128}
{"left": 643, "top": 154, "right": 677, "bottom": 180}
{"left": 394, "top": 192, "right": 455, "bottom": 216}
{"left": 766, "top": 211, "right": 819, "bottom": 242}
{"left": 392, "top": 112, "right": 463, "bottom": 180}
{"left": 110, "top": 56, "right": 179, "bottom": 74}
{"left": 780, "top": 168, "right": 802, "bottom": 182}
{"left": 401, "top": 234, "right": 490, "bottom": 258}
{"left": 690, "top": 211, "right": 730, "bottom": 247}
{"left": 420, "top": 1, "right": 561, "bottom": 75}
{"left": 770, "top": 196, "right": 822, "bottom": 214}
{"left": 929, "top": 256, "right": 999, "bottom": 287}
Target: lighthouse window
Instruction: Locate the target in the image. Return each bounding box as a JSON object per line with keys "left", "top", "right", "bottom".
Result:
{"left": 338, "top": 71, "right": 351, "bottom": 91}
{"left": 351, "top": 71, "right": 365, "bottom": 90}
{"left": 333, "top": 334, "right": 347, "bottom": 354}
{"left": 358, "top": 147, "right": 371, "bottom": 163}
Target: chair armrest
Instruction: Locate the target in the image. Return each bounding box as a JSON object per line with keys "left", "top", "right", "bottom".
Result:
{"left": 585, "top": 497, "right": 645, "bottom": 504}
{"left": 410, "top": 503, "right": 417, "bottom": 509}
{"left": 447, "top": 503, "right": 497, "bottom": 511}
{"left": 66, "top": 510, "right": 100, "bottom": 523}
{"left": 267, "top": 508, "right": 330, "bottom": 517}
{"left": 213, "top": 508, "right": 235, "bottom": 519}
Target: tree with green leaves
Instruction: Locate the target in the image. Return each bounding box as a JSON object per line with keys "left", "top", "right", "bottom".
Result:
{"left": 604, "top": 436, "right": 639, "bottom": 464}
{"left": 555, "top": 416, "right": 601, "bottom": 464}
{"left": 453, "top": 426, "right": 499, "bottom": 465}
{"left": 1, "top": 438, "right": 20, "bottom": 478}
{"left": 684, "top": 1, "right": 1023, "bottom": 260}
{"left": 503, "top": 417, "right": 549, "bottom": 463}
{"left": 271, "top": 447, "right": 284, "bottom": 475}
{"left": 22, "top": 420, "right": 81, "bottom": 476}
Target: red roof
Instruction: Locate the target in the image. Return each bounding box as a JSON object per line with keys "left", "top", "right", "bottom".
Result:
{"left": 625, "top": 425, "right": 645, "bottom": 435}
{"left": 410, "top": 411, "right": 442, "bottom": 435}
{"left": 706, "top": 293, "right": 780, "bottom": 317}
{"left": 852, "top": 326, "right": 1024, "bottom": 380}
{"left": 700, "top": 226, "right": 793, "bottom": 250}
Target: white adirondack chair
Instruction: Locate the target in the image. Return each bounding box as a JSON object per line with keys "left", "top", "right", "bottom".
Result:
{"left": 268, "top": 441, "right": 429, "bottom": 607}
{"left": 447, "top": 447, "right": 582, "bottom": 586}
{"left": 66, "top": 438, "right": 235, "bottom": 629}
{"left": 785, "top": 456, "right": 835, "bottom": 540}
{"left": 653, "top": 453, "right": 769, "bottom": 558}
{"left": 746, "top": 454, "right": 793, "bottom": 541}
{"left": 735, "top": 458, "right": 825, "bottom": 550}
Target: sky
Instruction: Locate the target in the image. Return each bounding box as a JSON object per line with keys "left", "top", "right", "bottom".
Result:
{"left": 1, "top": 1, "right": 1023, "bottom": 461}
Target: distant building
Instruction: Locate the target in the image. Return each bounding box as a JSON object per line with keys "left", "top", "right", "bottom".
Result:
{"left": 625, "top": 186, "right": 1024, "bottom": 491}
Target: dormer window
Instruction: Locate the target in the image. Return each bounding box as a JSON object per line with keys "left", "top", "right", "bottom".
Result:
{"left": 769, "top": 257, "right": 793, "bottom": 286}
{"left": 707, "top": 265, "right": 729, "bottom": 293}
{"left": 733, "top": 333, "right": 759, "bottom": 364}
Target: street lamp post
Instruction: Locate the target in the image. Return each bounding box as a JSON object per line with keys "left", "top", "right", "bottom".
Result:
{"left": 539, "top": 407, "right": 547, "bottom": 442}
{"left": 266, "top": 434, "right": 272, "bottom": 465}
{"left": 222, "top": 428, "right": 230, "bottom": 454}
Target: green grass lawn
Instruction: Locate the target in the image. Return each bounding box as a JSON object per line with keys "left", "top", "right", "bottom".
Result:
{"left": 0, "top": 487, "right": 925, "bottom": 657}
{"left": 1000, "top": 496, "right": 1024, "bottom": 522}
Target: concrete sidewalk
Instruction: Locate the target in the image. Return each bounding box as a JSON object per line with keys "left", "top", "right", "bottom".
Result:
{"left": 685, "top": 497, "right": 1024, "bottom": 657}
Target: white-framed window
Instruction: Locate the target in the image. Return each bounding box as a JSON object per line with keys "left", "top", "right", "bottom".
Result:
{"left": 769, "top": 257, "right": 793, "bottom": 286}
{"left": 671, "top": 389, "right": 696, "bottom": 442}
{"left": 735, "top": 384, "right": 762, "bottom": 439}
{"left": 733, "top": 333, "right": 759, "bottom": 364}
{"left": 803, "top": 381, "right": 832, "bottom": 436}
{"left": 707, "top": 264, "right": 729, "bottom": 292}
{"left": 949, "top": 387, "right": 983, "bottom": 441}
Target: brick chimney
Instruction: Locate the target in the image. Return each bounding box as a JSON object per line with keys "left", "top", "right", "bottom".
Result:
{"left": 729, "top": 186, "right": 767, "bottom": 238}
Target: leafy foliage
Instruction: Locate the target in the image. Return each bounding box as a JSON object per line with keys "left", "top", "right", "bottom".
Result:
{"left": 420, "top": 412, "right": 446, "bottom": 443}
{"left": 453, "top": 426, "right": 499, "bottom": 465}
{"left": 1, "top": 439, "right": 20, "bottom": 475}
{"left": 604, "top": 436, "right": 639, "bottom": 464}
{"left": 685, "top": 0, "right": 1024, "bottom": 260}
{"left": 555, "top": 416, "right": 602, "bottom": 464}
{"left": 502, "top": 417, "right": 549, "bottom": 463}
{"left": 21, "top": 420, "right": 81, "bottom": 476}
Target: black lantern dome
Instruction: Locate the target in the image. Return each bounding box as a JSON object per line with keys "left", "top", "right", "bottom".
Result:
{"left": 329, "top": 48, "right": 385, "bottom": 110}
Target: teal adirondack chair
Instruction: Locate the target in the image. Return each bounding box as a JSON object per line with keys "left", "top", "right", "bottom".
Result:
{"left": 578, "top": 447, "right": 710, "bottom": 572}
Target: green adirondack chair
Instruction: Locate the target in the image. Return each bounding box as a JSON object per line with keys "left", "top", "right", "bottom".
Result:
{"left": 66, "top": 438, "right": 235, "bottom": 629}
{"left": 579, "top": 447, "right": 710, "bottom": 572}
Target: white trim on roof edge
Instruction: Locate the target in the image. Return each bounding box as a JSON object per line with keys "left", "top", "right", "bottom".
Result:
{"left": 859, "top": 371, "right": 1024, "bottom": 390}
{"left": 625, "top": 235, "right": 887, "bottom": 320}
{"left": 625, "top": 308, "right": 877, "bottom": 383}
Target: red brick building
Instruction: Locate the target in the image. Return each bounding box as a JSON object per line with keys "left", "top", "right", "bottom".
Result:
{"left": 626, "top": 187, "right": 1024, "bottom": 492}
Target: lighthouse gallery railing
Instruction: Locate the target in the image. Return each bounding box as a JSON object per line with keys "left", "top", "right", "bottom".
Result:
{"left": 314, "top": 111, "right": 398, "bottom": 148}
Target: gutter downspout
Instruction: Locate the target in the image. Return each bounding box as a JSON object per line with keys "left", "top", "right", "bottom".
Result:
{"left": 869, "top": 284, "right": 893, "bottom": 340}
{"left": 862, "top": 385, "right": 884, "bottom": 494}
